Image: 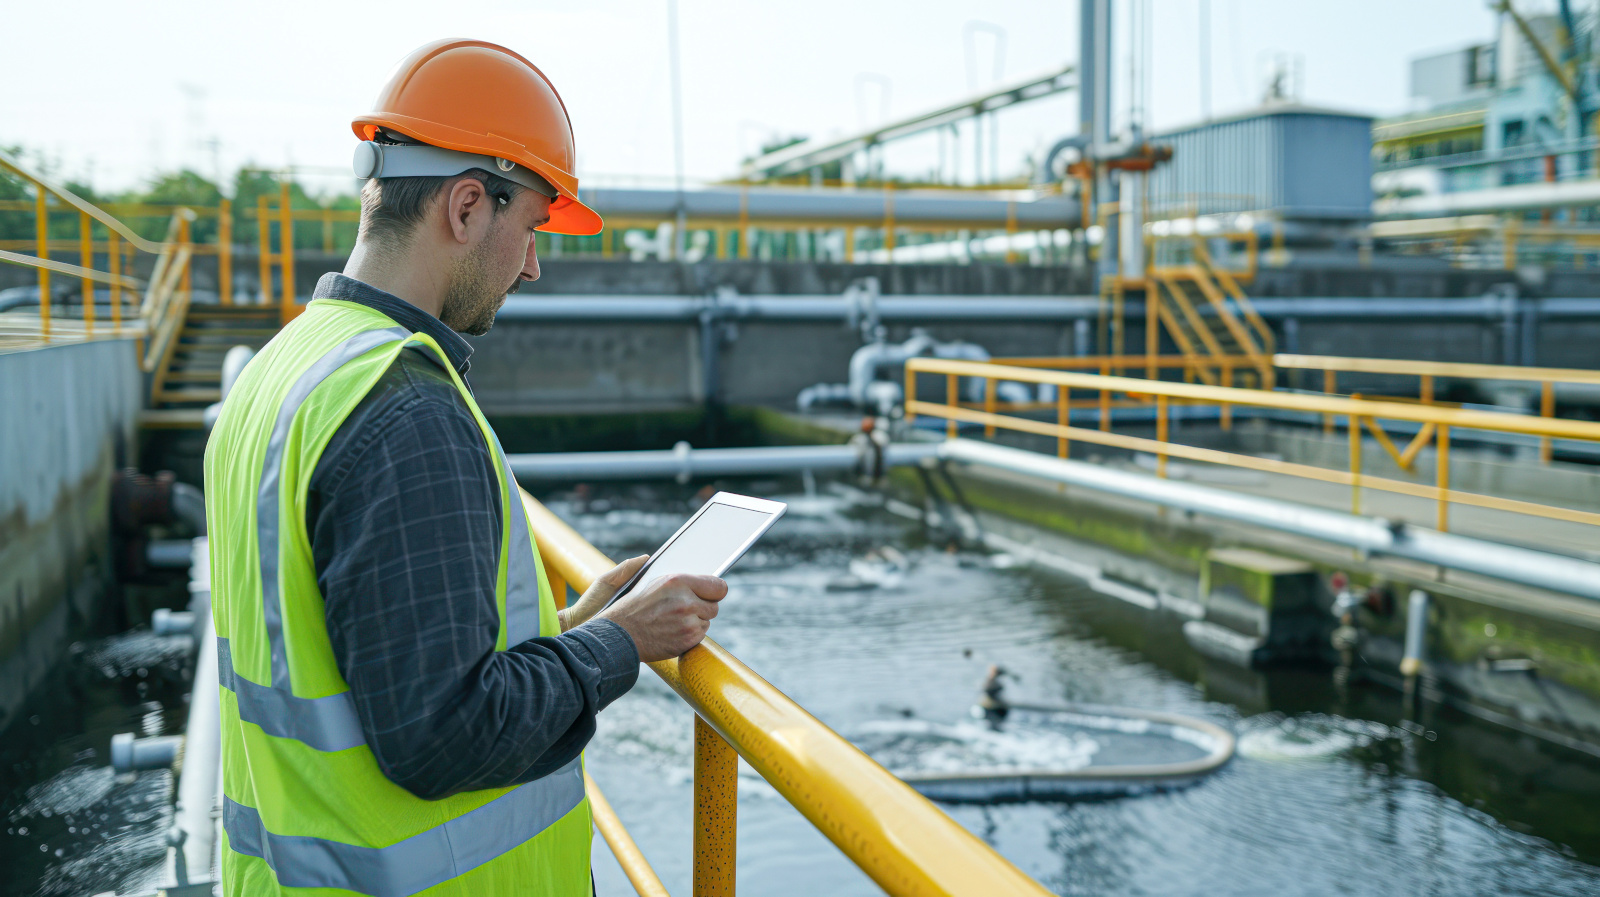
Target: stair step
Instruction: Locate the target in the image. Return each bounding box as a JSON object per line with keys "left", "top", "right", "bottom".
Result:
{"left": 185, "top": 308, "right": 282, "bottom": 321}
{"left": 139, "top": 409, "right": 207, "bottom": 429}
{"left": 180, "top": 328, "right": 276, "bottom": 339}
{"left": 162, "top": 371, "right": 223, "bottom": 383}
{"left": 155, "top": 388, "right": 222, "bottom": 402}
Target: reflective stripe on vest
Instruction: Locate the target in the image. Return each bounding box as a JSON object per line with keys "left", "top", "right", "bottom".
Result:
{"left": 223, "top": 757, "right": 586, "bottom": 897}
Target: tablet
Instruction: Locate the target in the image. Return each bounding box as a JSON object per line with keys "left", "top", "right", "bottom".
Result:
{"left": 609, "top": 492, "right": 787, "bottom": 605}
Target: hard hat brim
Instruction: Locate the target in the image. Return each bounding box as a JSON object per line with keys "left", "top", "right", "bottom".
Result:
{"left": 353, "top": 113, "right": 604, "bottom": 236}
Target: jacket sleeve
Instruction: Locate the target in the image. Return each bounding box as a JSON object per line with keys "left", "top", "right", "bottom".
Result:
{"left": 308, "top": 361, "right": 639, "bottom": 800}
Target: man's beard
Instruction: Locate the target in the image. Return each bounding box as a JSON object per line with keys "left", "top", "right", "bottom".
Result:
{"left": 439, "top": 235, "right": 523, "bottom": 336}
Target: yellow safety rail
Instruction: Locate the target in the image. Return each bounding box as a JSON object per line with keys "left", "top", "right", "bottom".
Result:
{"left": 905, "top": 357, "right": 1600, "bottom": 534}
{"left": 0, "top": 147, "right": 193, "bottom": 357}
{"left": 518, "top": 491, "right": 1052, "bottom": 897}
{"left": 1273, "top": 353, "right": 1600, "bottom": 464}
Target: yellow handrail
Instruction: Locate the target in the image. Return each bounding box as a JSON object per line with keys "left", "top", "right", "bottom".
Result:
{"left": 518, "top": 490, "right": 1053, "bottom": 897}
{"left": 906, "top": 357, "right": 1600, "bottom": 533}
{"left": 1274, "top": 352, "right": 1600, "bottom": 463}
{"left": 1274, "top": 353, "right": 1600, "bottom": 385}
{"left": 0, "top": 147, "right": 164, "bottom": 253}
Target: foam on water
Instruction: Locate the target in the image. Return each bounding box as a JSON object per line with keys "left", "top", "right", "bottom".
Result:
{"left": 853, "top": 718, "right": 1101, "bottom": 774}
{"left": 1236, "top": 712, "right": 1400, "bottom": 761}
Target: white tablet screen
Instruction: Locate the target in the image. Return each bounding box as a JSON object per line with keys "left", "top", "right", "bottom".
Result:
{"left": 635, "top": 502, "right": 776, "bottom": 590}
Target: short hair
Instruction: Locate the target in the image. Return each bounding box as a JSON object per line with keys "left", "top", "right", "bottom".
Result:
{"left": 357, "top": 128, "right": 524, "bottom": 248}
{"left": 358, "top": 169, "right": 522, "bottom": 248}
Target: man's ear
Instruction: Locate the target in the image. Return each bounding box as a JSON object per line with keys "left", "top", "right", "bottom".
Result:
{"left": 444, "top": 177, "right": 490, "bottom": 245}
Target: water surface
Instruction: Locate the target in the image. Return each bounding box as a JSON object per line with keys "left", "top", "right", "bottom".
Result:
{"left": 566, "top": 485, "right": 1600, "bottom": 897}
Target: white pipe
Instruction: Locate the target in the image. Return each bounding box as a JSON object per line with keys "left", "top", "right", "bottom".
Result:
{"left": 508, "top": 441, "right": 940, "bottom": 482}
{"left": 1375, "top": 180, "right": 1600, "bottom": 217}
{"left": 1401, "top": 590, "right": 1430, "bottom": 678}
{"left": 939, "top": 439, "right": 1600, "bottom": 602}
{"left": 173, "top": 537, "right": 220, "bottom": 886}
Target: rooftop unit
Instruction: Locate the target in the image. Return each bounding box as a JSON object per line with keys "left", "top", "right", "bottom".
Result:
{"left": 1148, "top": 105, "right": 1375, "bottom": 223}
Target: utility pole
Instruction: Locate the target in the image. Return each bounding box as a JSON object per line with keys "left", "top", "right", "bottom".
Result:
{"left": 668, "top": 0, "right": 688, "bottom": 261}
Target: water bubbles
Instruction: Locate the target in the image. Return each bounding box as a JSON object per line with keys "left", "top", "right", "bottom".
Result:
{"left": 18, "top": 826, "right": 28, "bottom": 836}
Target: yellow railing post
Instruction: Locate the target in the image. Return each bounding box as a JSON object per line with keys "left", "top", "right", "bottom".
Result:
{"left": 322, "top": 208, "right": 334, "bottom": 254}
{"left": 79, "top": 211, "right": 94, "bottom": 333}
{"left": 1541, "top": 380, "right": 1555, "bottom": 463}
{"left": 1145, "top": 281, "right": 1159, "bottom": 380}
{"left": 904, "top": 367, "right": 917, "bottom": 425}
{"left": 738, "top": 185, "right": 750, "bottom": 260}
{"left": 1057, "top": 385, "right": 1070, "bottom": 459}
{"left": 1220, "top": 361, "right": 1233, "bottom": 430}
{"left": 279, "top": 181, "right": 295, "bottom": 323}
{"left": 258, "top": 195, "right": 272, "bottom": 306}
{"left": 35, "top": 183, "right": 50, "bottom": 338}
{"left": 1323, "top": 369, "right": 1337, "bottom": 435}
{"left": 693, "top": 716, "right": 738, "bottom": 897}
{"left": 1350, "top": 414, "right": 1362, "bottom": 516}
{"left": 883, "top": 184, "right": 896, "bottom": 262}
{"left": 1156, "top": 395, "right": 1170, "bottom": 478}
{"left": 179, "top": 216, "right": 192, "bottom": 302}
{"left": 1098, "top": 359, "right": 1111, "bottom": 431}
{"left": 983, "top": 378, "right": 997, "bottom": 437}
{"left": 1419, "top": 373, "right": 1434, "bottom": 405}
{"left": 219, "top": 198, "right": 233, "bottom": 306}
{"left": 108, "top": 231, "right": 122, "bottom": 331}
{"left": 1004, "top": 200, "right": 1017, "bottom": 264}
{"left": 1437, "top": 425, "right": 1451, "bottom": 531}
{"left": 844, "top": 225, "right": 855, "bottom": 263}
{"left": 945, "top": 373, "right": 958, "bottom": 439}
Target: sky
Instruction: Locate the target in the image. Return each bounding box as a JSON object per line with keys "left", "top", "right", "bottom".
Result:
{"left": 2, "top": 0, "right": 1513, "bottom": 196}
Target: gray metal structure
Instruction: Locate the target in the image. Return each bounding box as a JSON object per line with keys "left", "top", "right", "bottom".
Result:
{"left": 1148, "top": 105, "right": 1375, "bottom": 220}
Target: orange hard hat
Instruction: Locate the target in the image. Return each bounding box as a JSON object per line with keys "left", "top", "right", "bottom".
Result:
{"left": 352, "top": 39, "right": 602, "bottom": 236}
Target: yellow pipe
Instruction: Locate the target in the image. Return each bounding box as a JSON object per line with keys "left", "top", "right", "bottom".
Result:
{"left": 586, "top": 771, "right": 670, "bottom": 897}
{"left": 521, "top": 490, "right": 1054, "bottom": 897}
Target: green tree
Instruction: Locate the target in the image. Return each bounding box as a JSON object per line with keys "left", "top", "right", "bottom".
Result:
{"left": 120, "top": 170, "right": 224, "bottom": 242}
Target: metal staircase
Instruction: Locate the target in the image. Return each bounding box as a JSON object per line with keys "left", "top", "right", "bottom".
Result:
{"left": 149, "top": 304, "right": 280, "bottom": 408}
{"left": 1150, "top": 246, "right": 1274, "bottom": 389}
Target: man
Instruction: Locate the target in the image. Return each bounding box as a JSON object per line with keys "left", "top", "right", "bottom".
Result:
{"left": 205, "top": 39, "right": 726, "bottom": 896}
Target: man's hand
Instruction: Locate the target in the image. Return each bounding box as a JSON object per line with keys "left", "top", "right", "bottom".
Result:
{"left": 559, "top": 555, "right": 650, "bottom": 632}
{"left": 594, "top": 570, "right": 728, "bottom": 662}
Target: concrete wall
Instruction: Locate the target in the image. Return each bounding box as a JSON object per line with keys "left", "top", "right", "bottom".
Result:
{"left": 0, "top": 339, "right": 141, "bottom": 732}
{"left": 465, "top": 318, "right": 1090, "bottom": 416}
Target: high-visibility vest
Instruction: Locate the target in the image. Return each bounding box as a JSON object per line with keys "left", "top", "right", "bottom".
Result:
{"left": 204, "top": 298, "right": 591, "bottom": 896}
